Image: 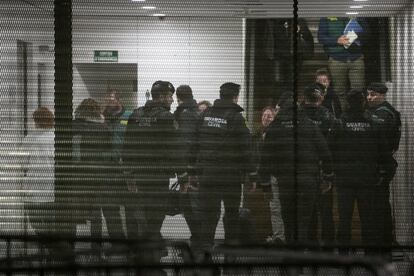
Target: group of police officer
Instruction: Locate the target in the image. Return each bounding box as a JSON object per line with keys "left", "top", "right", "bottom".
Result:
{"left": 120, "top": 81, "right": 255, "bottom": 265}
{"left": 260, "top": 82, "right": 400, "bottom": 259}
{"left": 119, "top": 79, "right": 400, "bottom": 265}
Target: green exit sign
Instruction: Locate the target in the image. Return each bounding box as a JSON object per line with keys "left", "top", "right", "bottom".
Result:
{"left": 94, "top": 50, "right": 118, "bottom": 62}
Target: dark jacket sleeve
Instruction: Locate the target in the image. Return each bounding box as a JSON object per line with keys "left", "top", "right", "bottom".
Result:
{"left": 232, "top": 113, "right": 257, "bottom": 180}
{"left": 251, "top": 131, "right": 262, "bottom": 171}
{"left": 177, "top": 110, "right": 200, "bottom": 175}
{"left": 158, "top": 111, "right": 182, "bottom": 176}
{"left": 311, "top": 121, "right": 333, "bottom": 175}
{"left": 258, "top": 123, "right": 277, "bottom": 184}
{"left": 329, "top": 117, "right": 341, "bottom": 168}
{"left": 318, "top": 17, "right": 339, "bottom": 47}
{"left": 372, "top": 109, "right": 398, "bottom": 180}
{"left": 325, "top": 109, "right": 341, "bottom": 149}
{"left": 332, "top": 92, "right": 343, "bottom": 118}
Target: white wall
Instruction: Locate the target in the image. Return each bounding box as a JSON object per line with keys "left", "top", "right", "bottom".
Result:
{"left": 72, "top": 16, "right": 245, "bottom": 112}
{"left": 0, "top": 2, "right": 246, "bottom": 237}
{"left": 72, "top": 13, "right": 246, "bottom": 241}
{"left": 0, "top": 0, "right": 55, "bottom": 234}
{"left": 0, "top": 2, "right": 55, "bottom": 135}
{"left": 389, "top": 5, "right": 414, "bottom": 244}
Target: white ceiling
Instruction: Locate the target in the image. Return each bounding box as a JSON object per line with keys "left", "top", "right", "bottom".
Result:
{"left": 16, "top": 0, "right": 413, "bottom": 18}
{"left": 73, "top": 0, "right": 412, "bottom": 18}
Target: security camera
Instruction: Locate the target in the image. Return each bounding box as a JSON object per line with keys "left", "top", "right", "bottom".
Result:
{"left": 158, "top": 16, "right": 165, "bottom": 21}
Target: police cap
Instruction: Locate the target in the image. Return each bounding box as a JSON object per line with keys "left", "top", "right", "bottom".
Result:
{"left": 151, "top": 80, "right": 175, "bottom": 99}
{"left": 367, "top": 82, "right": 388, "bottom": 94}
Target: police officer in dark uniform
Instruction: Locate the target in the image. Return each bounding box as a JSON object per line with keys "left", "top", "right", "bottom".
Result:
{"left": 260, "top": 91, "right": 334, "bottom": 244}
{"left": 302, "top": 83, "right": 338, "bottom": 247}
{"left": 173, "top": 84, "right": 201, "bottom": 248}
{"left": 333, "top": 89, "right": 381, "bottom": 254}
{"left": 122, "top": 80, "right": 177, "bottom": 268}
{"left": 193, "top": 82, "right": 257, "bottom": 260}
{"left": 366, "top": 82, "right": 401, "bottom": 256}
{"left": 302, "top": 82, "right": 338, "bottom": 138}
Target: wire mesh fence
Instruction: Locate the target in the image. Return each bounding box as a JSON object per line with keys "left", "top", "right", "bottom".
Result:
{"left": 0, "top": 235, "right": 408, "bottom": 276}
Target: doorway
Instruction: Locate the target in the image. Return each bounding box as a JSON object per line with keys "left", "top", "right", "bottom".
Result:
{"left": 17, "top": 40, "right": 33, "bottom": 137}
{"left": 73, "top": 63, "right": 138, "bottom": 111}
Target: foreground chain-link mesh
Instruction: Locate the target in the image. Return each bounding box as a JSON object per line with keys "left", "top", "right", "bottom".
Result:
{"left": 0, "top": 0, "right": 413, "bottom": 275}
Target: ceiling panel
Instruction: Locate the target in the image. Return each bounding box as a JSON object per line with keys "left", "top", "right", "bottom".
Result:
{"left": 16, "top": 0, "right": 412, "bottom": 18}
{"left": 72, "top": 0, "right": 410, "bottom": 18}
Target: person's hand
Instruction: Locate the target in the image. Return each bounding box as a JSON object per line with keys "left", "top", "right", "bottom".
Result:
{"left": 320, "top": 180, "right": 332, "bottom": 194}
{"left": 126, "top": 179, "right": 138, "bottom": 193}
{"left": 337, "top": 35, "right": 349, "bottom": 46}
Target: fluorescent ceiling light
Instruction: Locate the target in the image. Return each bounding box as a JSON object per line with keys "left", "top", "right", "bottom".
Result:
{"left": 142, "top": 6, "right": 156, "bottom": 9}
{"left": 354, "top": 0, "right": 368, "bottom": 2}
{"left": 350, "top": 5, "right": 364, "bottom": 8}
{"left": 132, "top": 0, "right": 146, "bottom": 2}
{"left": 153, "top": 13, "right": 166, "bottom": 16}
{"left": 346, "top": 12, "right": 359, "bottom": 15}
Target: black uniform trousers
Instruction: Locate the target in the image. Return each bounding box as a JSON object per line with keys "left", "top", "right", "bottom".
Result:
{"left": 371, "top": 182, "right": 394, "bottom": 258}
{"left": 309, "top": 188, "right": 336, "bottom": 245}
{"left": 277, "top": 173, "right": 319, "bottom": 244}
{"left": 337, "top": 183, "right": 393, "bottom": 256}
{"left": 124, "top": 178, "right": 168, "bottom": 264}
{"left": 373, "top": 182, "right": 393, "bottom": 245}
{"left": 337, "top": 186, "right": 377, "bottom": 248}
{"left": 181, "top": 189, "right": 201, "bottom": 245}
{"left": 89, "top": 180, "right": 125, "bottom": 252}
{"left": 195, "top": 168, "right": 242, "bottom": 254}
{"left": 90, "top": 201, "right": 125, "bottom": 248}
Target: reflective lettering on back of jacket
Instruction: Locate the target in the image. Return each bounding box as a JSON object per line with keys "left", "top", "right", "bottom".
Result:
{"left": 203, "top": 116, "right": 228, "bottom": 129}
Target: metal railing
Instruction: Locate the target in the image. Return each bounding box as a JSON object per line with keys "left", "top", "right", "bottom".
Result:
{"left": 0, "top": 235, "right": 405, "bottom": 276}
